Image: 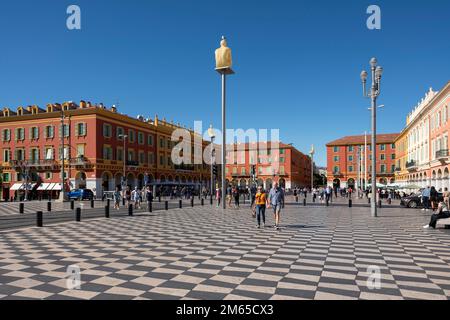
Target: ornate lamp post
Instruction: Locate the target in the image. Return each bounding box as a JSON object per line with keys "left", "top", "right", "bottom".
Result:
{"left": 215, "top": 36, "right": 234, "bottom": 209}
{"left": 361, "top": 57, "right": 383, "bottom": 217}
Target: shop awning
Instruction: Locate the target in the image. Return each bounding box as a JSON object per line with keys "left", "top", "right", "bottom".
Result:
{"left": 49, "top": 183, "right": 62, "bottom": 191}
{"left": 10, "top": 183, "right": 23, "bottom": 191}
{"left": 37, "top": 183, "right": 51, "bottom": 191}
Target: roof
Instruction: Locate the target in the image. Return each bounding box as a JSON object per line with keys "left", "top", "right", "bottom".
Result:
{"left": 326, "top": 133, "right": 400, "bottom": 146}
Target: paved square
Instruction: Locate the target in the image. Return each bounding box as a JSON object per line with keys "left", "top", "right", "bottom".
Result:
{"left": 1, "top": 199, "right": 450, "bottom": 300}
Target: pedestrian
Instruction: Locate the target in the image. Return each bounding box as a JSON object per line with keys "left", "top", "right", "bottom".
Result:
{"left": 254, "top": 186, "right": 267, "bottom": 228}
{"left": 132, "top": 187, "right": 141, "bottom": 209}
{"left": 113, "top": 187, "right": 121, "bottom": 210}
{"left": 124, "top": 186, "right": 131, "bottom": 206}
{"left": 430, "top": 186, "right": 438, "bottom": 211}
{"left": 444, "top": 187, "right": 450, "bottom": 209}
{"left": 233, "top": 186, "right": 240, "bottom": 208}
{"left": 145, "top": 186, "right": 153, "bottom": 210}
{"left": 216, "top": 187, "right": 221, "bottom": 207}
{"left": 421, "top": 186, "right": 431, "bottom": 212}
{"left": 423, "top": 201, "right": 450, "bottom": 229}
{"left": 268, "top": 182, "right": 284, "bottom": 230}
{"left": 227, "top": 185, "right": 232, "bottom": 207}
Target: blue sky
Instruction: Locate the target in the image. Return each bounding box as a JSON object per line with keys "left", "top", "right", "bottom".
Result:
{"left": 0, "top": 0, "right": 449, "bottom": 166}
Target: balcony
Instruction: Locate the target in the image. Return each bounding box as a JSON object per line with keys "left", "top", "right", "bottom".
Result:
{"left": 435, "top": 149, "right": 449, "bottom": 162}
{"left": 332, "top": 171, "right": 343, "bottom": 177}
{"left": 406, "top": 160, "right": 418, "bottom": 172}
{"left": 394, "top": 167, "right": 401, "bottom": 172}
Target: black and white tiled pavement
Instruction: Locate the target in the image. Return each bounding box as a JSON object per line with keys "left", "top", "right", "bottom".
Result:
{"left": 0, "top": 199, "right": 450, "bottom": 300}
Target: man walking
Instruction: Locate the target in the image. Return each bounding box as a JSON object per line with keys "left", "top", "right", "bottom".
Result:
{"left": 268, "top": 182, "right": 284, "bottom": 230}
{"left": 422, "top": 186, "right": 431, "bottom": 212}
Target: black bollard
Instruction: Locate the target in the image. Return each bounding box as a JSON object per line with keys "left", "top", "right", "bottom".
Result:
{"left": 368, "top": 198, "right": 371, "bottom": 204}
{"left": 128, "top": 204, "right": 133, "bottom": 216}
{"left": 148, "top": 201, "right": 152, "bottom": 213}
{"left": 303, "top": 198, "right": 306, "bottom": 206}
{"left": 295, "top": 196, "right": 298, "bottom": 203}
{"left": 76, "top": 207, "right": 81, "bottom": 222}
{"left": 165, "top": 201, "right": 168, "bottom": 210}
{"left": 378, "top": 200, "right": 382, "bottom": 208}
{"left": 91, "top": 199, "right": 94, "bottom": 208}
{"left": 19, "top": 203, "right": 24, "bottom": 214}
{"left": 71, "top": 200, "right": 75, "bottom": 210}
{"left": 179, "top": 200, "right": 182, "bottom": 209}
{"left": 48, "top": 195, "right": 52, "bottom": 202}
{"left": 107, "top": 199, "right": 111, "bottom": 208}
{"left": 201, "top": 198, "right": 204, "bottom": 206}
{"left": 159, "top": 195, "right": 161, "bottom": 203}
{"left": 47, "top": 201, "right": 51, "bottom": 212}
{"left": 349, "top": 199, "right": 352, "bottom": 208}
{"left": 122, "top": 197, "right": 125, "bottom": 206}
{"left": 36, "top": 211, "right": 43, "bottom": 227}
{"left": 105, "top": 205, "right": 110, "bottom": 218}
{"left": 326, "top": 199, "right": 329, "bottom": 207}
{"left": 191, "top": 198, "right": 194, "bottom": 207}
{"left": 210, "top": 197, "right": 213, "bottom": 205}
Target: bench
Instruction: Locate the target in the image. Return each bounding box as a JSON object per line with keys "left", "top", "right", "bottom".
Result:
{"left": 436, "top": 218, "right": 450, "bottom": 229}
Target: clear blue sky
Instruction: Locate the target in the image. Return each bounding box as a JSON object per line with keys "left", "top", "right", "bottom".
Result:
{"left": 0, "top": 0, "right": 449, "bottom": 166}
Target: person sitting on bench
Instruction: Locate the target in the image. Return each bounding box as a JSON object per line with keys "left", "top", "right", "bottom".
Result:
{"left": 423, "top": 201, "right": 450, "bottom": 229}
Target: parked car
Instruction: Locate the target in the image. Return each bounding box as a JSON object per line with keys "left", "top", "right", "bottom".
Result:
{"left": 68, "top": 189, "right": 94, "bottom": 200}
{"left": 400, "top": 192, "right": 443, "bottom": 208}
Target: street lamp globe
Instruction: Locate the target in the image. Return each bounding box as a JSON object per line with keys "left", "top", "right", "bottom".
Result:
{"left": 370, "top": 57, "right": 377, "bottom": 67}
{"left": 207, "top": 125, "right": 215, "bottom": 139}
{"left": 360, "top": 70, "right": 368, "bottom": 82}
{"left": 375, "top": 66, "right": 383, "bottom": 80}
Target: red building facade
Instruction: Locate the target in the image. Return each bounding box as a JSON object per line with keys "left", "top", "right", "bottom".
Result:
{"left": 326, "top": 133, "right": 399, "bottom": 189}
{"left": 0, "top": 101, "right": 209, "bottom": 200}
{"left": 225, "top": 142, "right": 312, "bottom": 190}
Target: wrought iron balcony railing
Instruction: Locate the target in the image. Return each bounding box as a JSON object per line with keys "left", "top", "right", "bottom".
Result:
{"left": 436, "top": 149, "right": 449, "bottom": 159}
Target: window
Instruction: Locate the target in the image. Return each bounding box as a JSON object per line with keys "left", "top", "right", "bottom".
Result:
{"left": 117, "top": 147, "right": 124, "bottom": 161}
{"left": 128, "top": 150, "right": 134, "bottom": 162}
{"left": 103, "top": 124, "right": 112, "bottom": 138}
{"left": 280, "top": 149, "right": 285, "bottom": 155}
{"left": 76, "top": 123, "right": 87, "bottom": 136}
{"left": 59, "top": 124, "right": 69, "bottom": 138}
{"left": 138, "top": 132, "right": 144, "bottom": 145}
{"left": 3, "top": 149, "right": 11, "bottom": 162}
{"left": 333, "top": 156, "right": 339, "bottom": 162}
{"left": 348, "top": 155, "right": 353, "bottom": 161}
{"left": 2, "top": 129, "right": 11, "bottom": 142}
{"left": 241, "top": 167, "right": 246, "bottom": 175}
{"left": 58, "top": 147, "right": 69, "bottom": 159}
{"left": 15, "top": 149, "right": 25, "bottom": 161}
{"left": 380, "top": 164, "right": 386, "bottom": 173}
{"left": 30, "top": 148, "right": 39, "bottom": 162}
{"left": 117, "top": 127, "right": 124, "bottom": 139}
{"left": 103, "top": 146, "right": 113, "bottom": 160}
{"left": 369, "top": 155, "right": 372, "bottom": 160}
{"left": 280, "top": 157, "right": 285, "bottom": 163}
{"left": 258, "top": 167, "right": 263, "bottom": 174}
{"left": 380, "top": 144, "right": 386, "bottom": 151}
{"left": 148, "top": 152, "right": 154, "bottom": 165}
{"left": 160, "top": 155, "right": 165, "bottom": 166}
{"left": 15, "top": 128, "right": 25, "bottom": 141}
{"left": 232, "top": 167, "right": 237, "bottom": 174}
{"left": 333, "top": 146, "right": 339, "bottom": 152}
{"left": 391, "top": 153, "right": 395, "bottom": 160}
{"left": 333, "top": 166, "right": 339, "bottom": 173}
{"left": 380, "top": 154, "right": 385, "bottom": 160}
{"left": 128, "top": 130, "right": 135, "bottom": 143}
{"left": 391, "top": 143, "right": 395, "bottom": 149}
{"left": 45, "top": 148, "right": 54, "bottom": 160}
{"left": 160, "top": 137, "right": 165, "bottom": 148}
{"left": 280, "top": 166, "right": 285, "bottom": 175}
{"left": 348, "top": 146, "right": 354, "bottom": 152}
{"left": 30, "top": 127, "right": 39, "bottom": 140}
{"left": 139, "top": 151, "right": 145, "bottom": 164}
{"left": 391, "top": 164, "right": 395, "bottom": 173}
{"left": 76, "top": 144, "right": 85, "bottom": 157}
{"left": 2, "top": 173, "right": 10, "bottom": 182}
{"left": 148, "top": 135, "right": 154, "bottom": 146}
{"left": 348, "top": 166, "right": 353, "bottom": 172}
{"left": 45, "top": 172, "right": 52, "bottom": 180}
{"left": 45, "top": 126, "right": 55, "bottom": 138}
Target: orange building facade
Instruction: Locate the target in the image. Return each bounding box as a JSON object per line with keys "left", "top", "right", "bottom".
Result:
{"left": 225, "top": 142, "right": 312, "bottom": 190}
{"left": 0, "top": 101, "right": 210, "bottom": 200}
{"left": 326, "top": 133, "right": 399, "bottom": 189}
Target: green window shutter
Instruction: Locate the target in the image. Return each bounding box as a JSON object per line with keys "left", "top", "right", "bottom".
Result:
{"left": 84, "top": 123, "right": 87, "bottom": 136}
{"left": 29, "top": 127, "right": 32, "bottom": 139}
{"left": 75, "top": 124, "right": 79, "bottom": 136}
{"left": 59, "top": 125, "right": 62, "bottom": 138}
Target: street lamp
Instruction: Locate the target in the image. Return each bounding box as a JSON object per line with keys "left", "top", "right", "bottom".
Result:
{"left": 361, "top": 57, "right": 383, "bottom": 217}
{"left": 119, "top": 134, "right": 128, "bottom": 190}
{"left": 309, "top": 145, "right": 315, "bottom": 197}
{"left": 215, "top": 36, "right": 235, "bottom": 209}
{"left": 207, "top": 125, "right": 216, "bottom": 200}
{"left": 59, "top": 109, "right": 66, "bottom": 202}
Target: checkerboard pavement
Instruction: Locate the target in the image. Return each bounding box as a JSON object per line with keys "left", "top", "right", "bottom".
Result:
{"left": 1, "top": 199, "right": 450, "bottom": 300}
